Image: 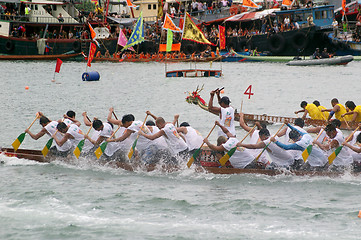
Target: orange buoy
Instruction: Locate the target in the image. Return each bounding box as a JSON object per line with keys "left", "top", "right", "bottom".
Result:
{"left": 25, "top": 86, "right": 29, "bottom": 90}
{"left": 358, "top": 210, "right": 361, "bottom": 218}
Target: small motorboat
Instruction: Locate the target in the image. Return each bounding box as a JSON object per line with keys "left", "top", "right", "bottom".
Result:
{"left": 286, "top": 55, "right": 354, "bottom": 66}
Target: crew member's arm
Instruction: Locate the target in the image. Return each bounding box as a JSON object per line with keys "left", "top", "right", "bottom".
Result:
{"left": 25, "top": 128, "right": 47, "bottom": 140}
{"left": 53, "top": 133, "right": 71, "bottom": 147}
{"left": 216, "top": 121, "right": 234, "bottom": 138}
{"left": 172, "top": 114, "right": 179, "bottom": 126}
{"left": 313, "top": 138, "right": 338, "bottom": 151}
{"left": 270, "top": 136, "right": 304, "bottom": 151}
{"left": 107, "top": 129, "right": 132, "bottom": 143}
{"left": 146, "top": 111, "right": 157, "bottom": 120}
{"left": 307, "top": 126, "right": 322, "bottom": 134}
{"left": 107, "top": 107, "right": 122, "bottom": 125}
{"left": 208, "top": 91, "right": 221, "bottom": 114}
{"left": 82, "top": 112, "right": 92, "bottom": 127}
{"left": 237, "top": 141, "right": 266, "bottom": 149}
{"left": 327, "top": 105, "right": 340, "bottom": 121}
{"left": 239, "top": 112, "right": 255, "bottom": 133}
{"left": 64, "top": 114, "right": 81, "bottom": 127}
{"left": 203, "top": 138, "right": 226, "bottom": 152}
{"left": 138, "top": 129, "right": 164, "bottom": 140}
{"left": 343, "top": 142, "right": 361, "bottom": 153}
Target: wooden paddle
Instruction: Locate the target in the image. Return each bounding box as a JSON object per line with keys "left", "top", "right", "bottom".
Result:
{"left": 13, "top": 114, "right": 39, "bottom": 151}
{"left": 41, "top": 129, "right": 57, "bottom": 157}
{"left": 127, "top": 114, "right": 149, "bottom": 160}
{"left": 302, "top": 128, "right": 325, "bottom": 162}
{"left": 73, "top": 126, "right": 93, "bottom": 159}
{"left": 187, "top": 123, "right": 216, "bottom": 168}
{"left": 328, "top": 126, "right": 360, "bottom": 165}
{"left": 219, "top": 125, "right": 256, "bottom": 166}
{"left": 94, "top": 124, "right": 122, "bottom": 159}
{"left": 342, "top": 116, "right": 351, "bottom": 130}
{"left": 253, "top": 123, "right": 285, "bottom": 163}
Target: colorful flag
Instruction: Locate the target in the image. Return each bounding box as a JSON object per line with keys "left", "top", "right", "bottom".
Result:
{"left": 88, "top": 23, "right": 100, "bottom": 47}
{"left": 219, "top": 147, "right": 237, "bottom": 166}
{"left": 122, "top": 12, "right": 145, "bottom": 50}
{"left": 182, "top": 12, "right": 213, "bottom": 45}
{"left": 126, "top": 0, "right": 137, "bottom": 8}
{"left": 94, "top": 142, "right": 108, "bottom": 159}
{"left": 87, "top": 42, "right": 97, "bottom": 67}
{"left": 117, "top": 30, "right": 134, "bottom": 51}
{"left": 302, "top": 145, "right": 312, "bottom": 162}
{"left": 157, "top": 0, "right": 163, "bottom": 20}
{"left": 219, "top": 25, "right": 226, "bottom": 50}
{"left": 12, "top": 133, "right": 25, "bottom": 151}
{"left": 242, "top": 0, "right": 260, "bottom": 8}
{"left": 41, "top": 138, "right": 53, "bottom": 157}
{"left": 55, "top": 58, "right": 63, "bottom": 73}
{"left": 186, "top": 148, "right": 201, "bottom": 168}
{"left": 328, "top": 146, "right": 342, "bottom": 165}
{"left": 128, "top": 137, "right": 138, "bottom": 159}
{"left": 342, "top": 0, "right": 346, "bottom": 11}
{"left": 166, "top": 29, "right": 173, "bottom": 52}
{"left": 282, "top": 0, "right": 293, "bottom": 6}
{"left": 73, "top": 139, "right": 85, "bottom": 159}
{"left": 162, "top": 13, "right": 182, "bottom": 32}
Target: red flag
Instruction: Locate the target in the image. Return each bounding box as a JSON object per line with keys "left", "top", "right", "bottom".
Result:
{"left": 88, "top": 23, "right": 96, "bottom": 40}
{"left": 87, "top": 42, "right": 97, "bottom": 67}
{"left": 55, "top": 58, "right": 63, "bottom": 73}
{"left": 219, "top": 25, "right": 226, "bottom": 50}
{"left": 342, "top": 0, "right": 346, "bottom": 11}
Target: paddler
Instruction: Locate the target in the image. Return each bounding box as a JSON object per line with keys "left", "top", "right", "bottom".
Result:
{"left": 25, "top": 113, "right": 72, "bottom": 156}
{"left": 294, "top": 101, "right": 324, "bottom": 120}
{"left": 53, "top": 122, "right": 84, "bottom": 149}
{"left": 203, "top": 121, "right": 256, "bottom": 169}
{"left": 313, "top": 100, "right": 329, "bottom": 120}
{"left": 322, "top": 98, "right": 352, "bottom": 122}
{"left": 342, "top": 101, "right": 361, "bottom": 122}
{"left": 208, "top": 88, "right": 236, "bottom": 137}
{"left": 342, "top": 123, "right": 361, "bottom": 171}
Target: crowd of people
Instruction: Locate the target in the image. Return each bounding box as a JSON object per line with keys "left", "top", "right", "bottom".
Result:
{"left": 22, "top": 89, "right": 361, "bottom": 173}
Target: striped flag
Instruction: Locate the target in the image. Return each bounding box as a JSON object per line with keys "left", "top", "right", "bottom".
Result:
{"left": 219, "top": 147, "right": 237, "bottom": 166}
{"left": 12, "top": 133, "right": 26, "bottom": 151}
{"left": 328, "top": 146, "right": 342, "bottom": 165}
{"left": 41, "top": 138, "right": 53, "bottom": 157}
{"left": 73, "top": 139, "right": 85, "bottom": 159}
{"left": 94, "top": 142, "right": 108, "bottom": 159}
{"left": 302, "top": 145, "right": 313, "bottom": 162}
{"left": 186, "top": 148, "right": 201, "bottom": 168}
{"left": 128, "top": 137, "right": 138, "bottom": 160}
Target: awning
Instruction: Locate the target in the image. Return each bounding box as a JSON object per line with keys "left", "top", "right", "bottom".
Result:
{"left": 225, "top": 8, "right": 279, "bottom": 22}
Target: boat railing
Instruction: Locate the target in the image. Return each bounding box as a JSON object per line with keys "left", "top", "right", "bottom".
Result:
{"left": 0, "top": 14, "right": 78, "bottom": 24}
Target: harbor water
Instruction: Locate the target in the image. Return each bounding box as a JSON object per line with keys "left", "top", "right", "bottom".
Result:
{"left": 1, "top": 60, "right": 361, "bottom": 239}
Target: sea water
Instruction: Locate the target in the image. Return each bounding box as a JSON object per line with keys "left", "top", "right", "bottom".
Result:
{"left": 1, "top": 60, "right": 361, "bottom": 239}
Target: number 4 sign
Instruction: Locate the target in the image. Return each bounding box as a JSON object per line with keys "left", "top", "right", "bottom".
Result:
{"left": 244, "top": 85, "right": 254, "bottom": 99}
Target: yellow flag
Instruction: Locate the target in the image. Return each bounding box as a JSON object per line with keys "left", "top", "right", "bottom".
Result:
{"left": 182, "top": 12, "right": 212, "bottom": 45}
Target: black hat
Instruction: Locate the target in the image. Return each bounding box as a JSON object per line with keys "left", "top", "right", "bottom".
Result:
{"left": 219, "top": 96, "right": 230, "bottom": 105}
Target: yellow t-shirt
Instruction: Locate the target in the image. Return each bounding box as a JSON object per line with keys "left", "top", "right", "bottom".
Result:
{"left": 305, "top": 104, "right": 324, "bottom": 120}
{"left": 353, "top": 105, "right": 361, "bottom": 122}
{"left": 318, "top": 106, "right": 329, "bottom": 120}
{"left": 335, "top": 104, "right": 352, "bottom": 121}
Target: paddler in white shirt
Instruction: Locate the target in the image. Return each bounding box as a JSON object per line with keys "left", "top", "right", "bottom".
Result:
{"left": 85, "top": 119, "right": 113, "bottom": 148}
{"left": 25, "top": 113, "right": 72, "bottom": 156}
{"left": 203, "top": 121, "right": 255, "bottom": 169}
{"left": 138, "top": 114, "right": 188, "bottom": 159}
{"left": 208, "top": 88, "right": 236, "bottom": 137}
{"left": 173, "top": 114, "right": 203, "bottom": 154}
{"left": 53, "top": 122, "right": 84, "bottom": 150}
{"left": 61, "top": 110, "right": 81, "bottom": 127}
{"left": 80, "top": 112, "right": 100, "bottom": 153}
{"left": 343, "top": 124, "right": 361, "bottom": 171}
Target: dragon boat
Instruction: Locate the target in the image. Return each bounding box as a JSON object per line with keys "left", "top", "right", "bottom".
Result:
{"left": 185, "top": 86, "right": 359, "bottom": 130}
{"left": 1, "top": 147, "right": 359, "bottom": 177}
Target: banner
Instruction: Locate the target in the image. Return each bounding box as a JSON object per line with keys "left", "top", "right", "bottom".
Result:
{"left": 122, "top": 12, "right": 145, "bottom": 51}
{"left": 162, "top": 13, "right": 182, "bottom": 32}
{"left": 126, "top": 0, "right": 137, "bottom": 8}
{"left": 242, "top": 0, "right": 260, "bottom": 8}
{"left": 157, "top": 0, "right": 163, "bottom": 19}
{"left": 282, "top": 0, "right": 293, "bottom": 6}
{"left": 182, "top": 12, "right": 212, "bottom": 45}
{"left": 88, "top": 23, "right": 100, "bottom": 47}
{"left": 117, "top": 30, "right": 135, "bottom": 51}
{"left": 159, "top": 43, "right": 181, "bottom": 52}
{"left": 55, "top": 58, "right": 63, "bottom": 73}
{"left": 218, "top": 25, "right": 226, "bottom": 50}
{"left": 87, "top": 42, "right": 97, "bottom": 67}
{"left": 166, "top": 29, "right": 173, "bottom": 52}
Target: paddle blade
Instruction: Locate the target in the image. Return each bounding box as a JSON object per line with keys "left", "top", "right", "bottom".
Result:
{"left": 94, "top": 142, "right": 108, "bottom": 159}
{"left": 187, "top": 148, "right": 201, "bottom": 168}
{"left": 219, "top": 147, "right": 237, "bottom": 166}
{"left": 41, "top": 138, "right": 53, "bottom": 157}
{"left": 328, "top": 146, "right": 342, "bottom": 165}
{"left": 128, "top": 138, "right": 138, "bottom": 160}
{"left": 302, "top": 145, "right": 313, "bottom": 162}
{"left": 12, "top": 132, "right": 26, "bottom": 151}
{"left": 73, "top": 139, "right": 85, "bottom": 159}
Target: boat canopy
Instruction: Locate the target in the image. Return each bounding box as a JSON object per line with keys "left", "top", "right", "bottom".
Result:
{"left": 225, "top": 8, "right": 279, "bottom": 22}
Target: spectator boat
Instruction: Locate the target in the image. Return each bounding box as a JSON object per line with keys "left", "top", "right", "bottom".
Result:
{"left": 286, "top": 55, "right": 354, "bottom": 66}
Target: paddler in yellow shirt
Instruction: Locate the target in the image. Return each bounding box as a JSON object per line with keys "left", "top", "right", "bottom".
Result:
{"left": 294, "top": 101, "right": 325, "bottom": 120}
{"left": 322, "top": 98, "right": 352, "bottom": 121}
{"left": 313, "top": 100, "right": 329, "bottom": 120}
{"left": 342, "top": 101, "right": 361, "bottom": 122}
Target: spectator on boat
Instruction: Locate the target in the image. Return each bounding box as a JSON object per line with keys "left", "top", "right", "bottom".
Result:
{"left": 25, "top": 5, "right": 31, "bottom": 20}
{"left": 312, "top": 48, "right": 320, "bottom": 59}
{"left": 57, "top": 13, "right": 64, "bottom": 23}
{"left": 44, "top": 41, "right": 52, "bottom": 55}
{"left": 307, "top": 14, "right": 314, "bottom": 26}
{"left": 294, "top": 101, "right": 325, "bottom": 120}
{"left": 68, "top": 30, "right": 74, "bottom": 39}
{"left": 322, "top": 98, "right": 352, "bottom": 122}
{"left": 321, "top": 47, "right": 331, "bottom": 58}
{"left": 342, "top": 101, "right": 361, "bottom": 123}
{"left": 332, "top": 18, "right": 338, "bottom": 37}
{"left": 284, "top": 16, "right": 290, "bottom": 30}
{"left": 208, "top": 89, "right": 236, "bottom": 137}
{"left": 104, "top": 50, "right": 111, "bottom": 58}
{"left": 203, "top": 121, "right": 257, "bottom": 169}
{"left": 78, "top": 11, "right": 84, "bottom": 23}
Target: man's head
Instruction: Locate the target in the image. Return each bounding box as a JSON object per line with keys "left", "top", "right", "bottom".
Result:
{"left": 259, "top": 128, "right": 270, "bottom": 141}
{"left": 330, "top": 119, "right": 341, "bottom": 128}
{"left": 145, "top": 120, "right": 155, "bottom": 126}
{"left": 219, "top": 96, "right": 230, "bottom": 107}
{"left": 217, "top": 136, "right": 227, "bottom": 146}
{"left": 300, "top": 101, "right": 308, "bottom": 109}
{"left": 325, "top": 123, "right": 337, "bottom": 139}
{"left": 331, "top": 98, "right": 339, "bottom": 107}
{"left": 289, "top": 129, "right": 301, "bottom": 142}
{"left": 155, "top": 117, "right": 166, "bottom": 129}
{"left": 357, "top": 133, "right": 361, "bottom": 144}
{"left": 56, "top": 122, "right": 68, "bottom": 133}
{"left": 313, "top": 100, "right": 320, "bottom": 107}
{"left": 345, "top": 101, "right": 356, "bottom": 111}
{"left": 66, "top": 110, "right": 75, "bottom": 118}
{"left": 294, "top": 118, "right": 305, "bottom": 128}
{"left": 121, "top": 114, "right": 135, "bottom": 128}
{"left": 180, "top": 122, "right": 190, "bottom": 127}
{"left": 39, "top": 116, "right": 50, "bottom": 127}
{"left": 92, "top": 119, "right": 103, "bottom": 131}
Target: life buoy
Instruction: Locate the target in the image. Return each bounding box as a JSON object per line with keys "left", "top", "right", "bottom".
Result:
{"left": 291, "top": 32, "right": 308, "bottom": 50}
{"left": 72, "top": 40, "right": 81, "bottom": 52}
{"left": 5, "top": 40, "right": 14, "bottom": 52}
{"left": 268, "top": 34, "right": 286, "bottom": 54}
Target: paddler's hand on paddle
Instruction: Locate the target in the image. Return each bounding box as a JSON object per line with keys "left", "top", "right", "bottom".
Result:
{"left": 270, "top": 136, "right": 276, "bottom": 142}
{"left": 214, "top": 120, "right": 221, "bottom": 126}
{"left": 210, "top": 90, "right": 216, "bottom": 96}
{"left": 341, "top": 113, "right": 346, "bottom": 118}
{"left": 237, "top": 142, "right": 244, "bottom": 147}
{"left": 82, "top": 112, "right": 87, "bottom": 117}
{"left": 174, "top": 114, "right": 179, "bottom": 121}
{"left": 36, "top": 112, "right": 43, "bottom": 117}
{"left": 203, "top": 137, "right": 210, "bottom": 145}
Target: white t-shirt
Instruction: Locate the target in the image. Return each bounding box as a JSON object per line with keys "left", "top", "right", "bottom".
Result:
{"left": 247, "top": 130, "right": 269, "bottom": 165}
{"left": 183, "top": 127, "right": 203, "bottom": 151}
{"left": 105, "top": 126, "right": 131, "bottom": 157}
{"left": 218, "top": 106, "right": 236, "bottom": 137}
{"left": 284, "top": 126, "right": 307, "bottom": 160}
{"left": 148, "top": 126, "right": 168, "bottom": 149}
{"left": 328, "top": 131, "right": 353, "bottom": 166}
{"left": 263, "top": 137, "right": 294, "bottom": 167}
{"left": 44, "top": 121, "right": 72, "bottom": 152}
{"left": 66, "top": 124, "right": 84, "bottom": 147}
{"left": 222, "top": 137, "right": 254, "bottom": 168}
{"left": 162, "top": 123, "right": 188, "bottom": 155}
{"left": 127, "top": 121, "right": 152, "bottom": 152}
